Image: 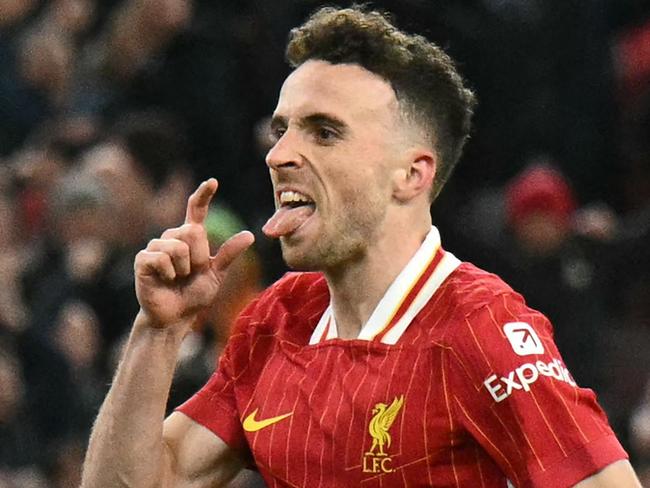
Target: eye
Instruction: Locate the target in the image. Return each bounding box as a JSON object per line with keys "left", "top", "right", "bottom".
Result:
{"left": 315, "top": 127, "right": 338, "bottom": 144}
{"left": 270, "top": 126, "right": 286, "bottom": 142}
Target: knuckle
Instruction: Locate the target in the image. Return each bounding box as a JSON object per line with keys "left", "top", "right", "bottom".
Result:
{"left": 146, "top": 238, "right": 163, "bottom": 250}
{"left": 175, "top": 241, "right": 190, "bottom": 258}
{"left": 194, "top": 224, "right": 207, "bottom": 241}
{"left": 181, "top": 223, "right": 204, "bottom": 242}
{"left": 134, "top": 250, "right": 146, "bottom": 266}
{"left": 134, "top": 250, "right": 159, "bottom": 271}
{"left": 167, "top": 242, "right": 189, "bottom": 262}
{"left": 161, "top": 227, "right": 180, "bottom": 240}
{"left": 156, "top": 252, "right": 171, "bottom": 265}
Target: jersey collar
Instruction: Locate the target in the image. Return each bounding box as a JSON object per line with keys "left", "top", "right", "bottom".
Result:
{"left": 309, "top": 226, "right": 461, "bottom": 345}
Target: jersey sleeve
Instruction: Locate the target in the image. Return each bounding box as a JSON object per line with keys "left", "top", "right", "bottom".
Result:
{"left": 446, "top": 291, "right": 627, "bottom": 488}
{"left": 175, "top": 300, "right": 259, "bottom": 455}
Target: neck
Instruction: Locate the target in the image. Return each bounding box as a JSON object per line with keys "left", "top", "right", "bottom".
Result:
{"left": 324, "top": 215, "right": 431, "bottom": 339}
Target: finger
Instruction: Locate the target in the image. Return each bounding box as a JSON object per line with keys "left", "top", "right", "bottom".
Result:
{"left": 161, "top": 224, "right": 210, "bottom": 270}
{"left": 210, "top": 231, "right": 255, "bottom": 274}
{"left": 135, "top": 250, "right": 176, "bottom": 281}
{"left": 185, "top": 178, "right": 218, "bottom": 225}
{"left": 146, "top": 238, "right": 191, "bottom": 277}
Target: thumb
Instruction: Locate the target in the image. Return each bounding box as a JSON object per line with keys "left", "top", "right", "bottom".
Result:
{"left": 210, "top": 231, "right": 255, "bottom": 274}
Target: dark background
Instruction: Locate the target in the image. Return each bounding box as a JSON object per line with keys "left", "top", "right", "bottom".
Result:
{"left": 0, "top": 1, "right": 649, "bottom": 486}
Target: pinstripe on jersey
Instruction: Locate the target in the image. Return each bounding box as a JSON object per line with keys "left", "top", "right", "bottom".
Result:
{"left": 178, "top": 227, "right": 626, "bottom": 487}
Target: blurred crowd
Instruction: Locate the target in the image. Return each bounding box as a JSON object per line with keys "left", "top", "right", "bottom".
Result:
{"left": 0, "top": 0, "right": 648, "bottom": 487}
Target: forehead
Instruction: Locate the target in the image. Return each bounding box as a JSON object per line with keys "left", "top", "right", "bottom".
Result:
{"left": 274, "top": 60, "right": 399, "bottom": 123}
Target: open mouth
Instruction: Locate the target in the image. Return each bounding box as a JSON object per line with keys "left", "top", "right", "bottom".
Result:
{"left": 279, "top": 190, "right": 315, "bottom": 209}
{"left": 263, "top": 190, "right": 317, "bottom": 238}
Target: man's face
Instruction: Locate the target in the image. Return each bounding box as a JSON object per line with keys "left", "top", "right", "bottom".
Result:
{"left": 264, "top": 60, "right": 406, "bottom": 271}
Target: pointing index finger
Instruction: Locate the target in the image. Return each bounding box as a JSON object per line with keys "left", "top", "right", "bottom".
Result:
{"left": 185, "top": 178, "right": 218, "bottom": 225}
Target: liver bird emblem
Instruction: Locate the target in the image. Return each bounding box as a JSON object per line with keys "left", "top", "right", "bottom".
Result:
{"left": 366, "top": 395, "right": 404, "bottom": 456}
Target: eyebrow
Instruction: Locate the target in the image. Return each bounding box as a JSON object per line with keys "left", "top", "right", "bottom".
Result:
{"left": 270, "top": 112, "right": 349, "bottom": 135}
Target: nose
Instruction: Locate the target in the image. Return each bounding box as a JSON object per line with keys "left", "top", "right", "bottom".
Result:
{"left": 265, "top": 128, "right": 302, "bottom": 171}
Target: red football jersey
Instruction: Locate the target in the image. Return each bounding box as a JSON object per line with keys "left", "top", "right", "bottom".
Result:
{"left": 178, "top": 227, "right": 626, "bottom": 487}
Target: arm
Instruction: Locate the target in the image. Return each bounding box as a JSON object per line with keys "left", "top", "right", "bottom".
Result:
{"left": 445, "top": 292, "right": 636, "bottom": 487}
{"left": 81, "top": 179, "right": 254, "bottom": 488}
{"left": 161, "top": 412, "right": 244, "bottom": 487}
{"left": 573, "top": 460, "right": 641, "bottom": 487}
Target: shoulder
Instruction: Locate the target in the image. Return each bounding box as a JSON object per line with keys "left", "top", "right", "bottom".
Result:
{"left": 245, "top": 271, "right": 328, "bottom": 319}
{"left": 442, "top": 261, "right": 523, "bottom": 317}
{"left": 436, "top": 263, "right": 627, "bottom": 488}
{"left": 437, "top": 260, "right": 546, "bottom": 330}
{"left": 436, "top": 260, "right": 556, "bottom": 368}
{"left": 230, "top": 271, "right": 329, "bottom": 342}
{"left": 436, "top": 261, "right": 565, "bottom": 389}
{"left": 265, "top": 271, "right": 328, "bottom": 303}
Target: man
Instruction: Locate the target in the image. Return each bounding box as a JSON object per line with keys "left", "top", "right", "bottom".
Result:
{"left": 81, "top": 6, "right": 641, "bottom": 487}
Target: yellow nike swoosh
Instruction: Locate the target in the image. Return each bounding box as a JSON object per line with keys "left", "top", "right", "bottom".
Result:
{"left": 242, "top": 408, "right": 293, "bottom": 432}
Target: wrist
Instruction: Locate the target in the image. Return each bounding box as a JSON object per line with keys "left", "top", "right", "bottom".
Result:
{"left": 133, "top": 310, "right": 193, "bottom": 343}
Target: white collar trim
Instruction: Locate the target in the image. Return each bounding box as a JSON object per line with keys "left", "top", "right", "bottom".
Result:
{"left": 309, "top": 226, "right": 460, "bottom": 345}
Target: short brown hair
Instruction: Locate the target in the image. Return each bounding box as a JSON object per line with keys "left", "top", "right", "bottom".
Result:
{"left": 286, "top": 5, "right": 476, "bottom": 201}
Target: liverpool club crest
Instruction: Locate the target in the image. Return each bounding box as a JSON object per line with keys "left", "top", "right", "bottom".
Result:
{"left": 363, "top": 395, "right": 404, "bottom": 473}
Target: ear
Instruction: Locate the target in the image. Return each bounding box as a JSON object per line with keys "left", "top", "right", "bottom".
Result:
{"left": 392, "top": 149, "right": 436, "bottom": 203}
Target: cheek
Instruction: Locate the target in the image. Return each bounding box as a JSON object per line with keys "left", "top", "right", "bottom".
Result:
{"left": 317, "top": 146, "right": 392, "bottom": 204}
{"left": 335, "top": 177, "right": 387, "bottom": 213}
{"left": 356, "top": 162, "right": 393, "bottom": 199}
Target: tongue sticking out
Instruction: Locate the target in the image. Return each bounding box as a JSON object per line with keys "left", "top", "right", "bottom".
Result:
{"left": 263, "top": 205, "right": 315, "bottom": 238}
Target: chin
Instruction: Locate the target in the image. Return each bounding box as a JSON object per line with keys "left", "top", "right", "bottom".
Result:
{"left": 280, "top": 235, "right": 365, "bottom": 273}
{"left": 280, "top": 241, "right": 321, "bottom": 271}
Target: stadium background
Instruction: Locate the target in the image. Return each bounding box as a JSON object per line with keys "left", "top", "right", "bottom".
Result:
{"left": 0, "top": 0, "right": 648, "bottom": 486}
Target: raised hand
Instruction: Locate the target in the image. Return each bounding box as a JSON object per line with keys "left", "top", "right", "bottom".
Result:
{"left": 134, "top": 179, "right": 254, "bottom": 328}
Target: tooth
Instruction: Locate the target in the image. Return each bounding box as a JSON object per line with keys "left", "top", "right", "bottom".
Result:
{"left": 280, "top": 191, "right": 310, "bottom": 204}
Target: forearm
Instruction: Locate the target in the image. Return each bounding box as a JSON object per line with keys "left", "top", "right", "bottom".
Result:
{"left": 81, "top": 312, "right": 190, "bottom": 488}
